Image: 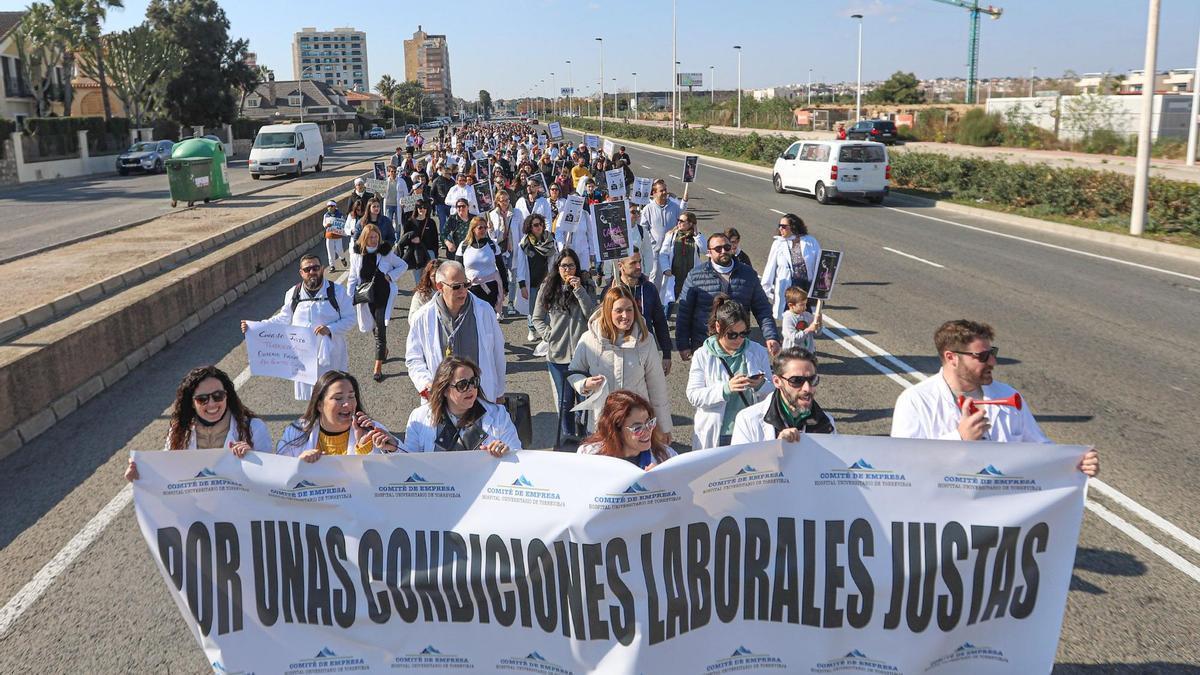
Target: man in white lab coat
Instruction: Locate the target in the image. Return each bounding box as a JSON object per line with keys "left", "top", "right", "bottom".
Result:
{"left": 242, "top": 255, "right": 355, "bottom": 401}
{"left": 890, "top": 319, "right": 1100, "bottom": 476}
{"left": 638, "top": 178, "right": 688, "bottom": 289}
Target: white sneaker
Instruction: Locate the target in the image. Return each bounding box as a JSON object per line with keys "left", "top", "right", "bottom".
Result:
{"left": 526, "top": 329, "right": 537, "bottom": 342}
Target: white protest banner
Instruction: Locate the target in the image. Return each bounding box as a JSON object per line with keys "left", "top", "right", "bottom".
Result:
{"left": 603, "top": 139, "right": 615, "bottom": 157}
{"left": 131, "top": 436, "right": 1087, "bottom": 674}
{"left": 605, "top": 167, "right": 627, "bottom": 198}
{"left": 584, "top": 133, "right": 601, "bottom": 150}
{"left": 322, "top": 216, "right": 346, "bottom": 238}
{"left": 630, "top": 176, "right": 653, "bottom": 205}
{"left": 243, "top": 320, "right": 320, "bottom": 385}
{"left": 548, "top": 121, "right": 564, "bottom": 140}
{"left": 556, "top": 193, "right": 586, "bottom": 235}
{"left": 365, "top": 179, "right": 388, "bottom": 195}
{"left": 398, "top": 195, "right": 420, "bottom": 210}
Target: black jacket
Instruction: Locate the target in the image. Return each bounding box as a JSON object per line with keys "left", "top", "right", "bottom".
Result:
{"left": 675, "top": 261, "right": 779, "bottom": 351}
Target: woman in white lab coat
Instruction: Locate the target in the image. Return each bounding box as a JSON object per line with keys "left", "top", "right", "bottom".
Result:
{"left": 686, "top": 295, "right": 774, "bottom": 450}
{"left": 276, "top": 370, "right": 400, "bottom": 461}
{"left": 346, "top": 223, "right": 408, "bottom": 381}
{"left": 403, "top": 357, "right": 520, "bottom": 455}
{"left": 123, "top": 365, "right": 272, "bottom": 480}
{"left": 761, "top": 213, "right": 821, "bottom": 320}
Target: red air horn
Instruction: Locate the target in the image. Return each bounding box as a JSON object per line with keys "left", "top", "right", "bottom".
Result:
{"left": 957, "top": 392, "right": 1022, "bottom": 415}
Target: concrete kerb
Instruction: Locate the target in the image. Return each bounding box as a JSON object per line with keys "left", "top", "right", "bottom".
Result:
{"left": 0, "top": 196, "right": 341, "bottom": 460}
{"left": 0, "top": 168, "right": 370, "bottom": 345}
{"left": 567, "top": 126, "right": 1200, "bottom": 266}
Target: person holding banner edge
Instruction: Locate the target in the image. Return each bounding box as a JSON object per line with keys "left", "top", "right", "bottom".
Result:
{"left": 276, "top": 370, "right": 400, "bottom": 461}
{"left": 403, "top": 357, "right": 520, "bottom": 455}
{"left": 123, "top": 365, "right": 272, "bottom": 481}
{"left": 577, "top": 389, "right": 676, "bottom": 469}
{"left": 890, "top": 319, "right": 1100, "bottom": 476}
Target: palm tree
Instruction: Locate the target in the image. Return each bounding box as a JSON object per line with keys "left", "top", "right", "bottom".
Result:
{"left": 375, "top": 74, "right": 397, "bottom": 106}
{"left": 62, "top": 0, "right": 123, "bottom": 121}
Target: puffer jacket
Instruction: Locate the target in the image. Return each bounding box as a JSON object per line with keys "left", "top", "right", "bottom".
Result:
{"left": 567, "top": 317, "right": 673, "bottom": 434}
{"left": 675, "top": 262, "right": 780, "bottom": 352}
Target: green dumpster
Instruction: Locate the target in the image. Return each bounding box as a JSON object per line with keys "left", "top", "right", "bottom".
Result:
{"left": 166, "top": 137, "right": 232, "bottom": 207}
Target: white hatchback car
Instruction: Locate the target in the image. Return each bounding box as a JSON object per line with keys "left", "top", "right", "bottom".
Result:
{"left": 773, "top": 139, "right": 889, "bottom": 205}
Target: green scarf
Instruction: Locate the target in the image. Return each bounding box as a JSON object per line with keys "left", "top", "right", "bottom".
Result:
{"left": 705, "top": 335, "right": 752, "bottom": 436}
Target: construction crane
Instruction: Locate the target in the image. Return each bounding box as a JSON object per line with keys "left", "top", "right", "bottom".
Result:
{"left": 929, "top": 0, "right": 1003, "bottom": 104}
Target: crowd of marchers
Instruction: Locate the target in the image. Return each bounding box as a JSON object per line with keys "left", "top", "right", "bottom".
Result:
{"left": 125, "top": 120, "right": 1099, "bottom": 481}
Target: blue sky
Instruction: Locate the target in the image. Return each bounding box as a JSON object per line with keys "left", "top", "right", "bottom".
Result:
{"left": 20, "top": 0, "right": 1200, "bottom": 100}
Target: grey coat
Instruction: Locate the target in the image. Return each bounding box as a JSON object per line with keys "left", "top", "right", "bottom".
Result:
{"left": 530, "top": 285, "right": 597, "bottom": 364}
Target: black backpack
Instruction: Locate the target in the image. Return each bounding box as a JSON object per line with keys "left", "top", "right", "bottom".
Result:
{"left": 290, "top": 280, "right": 341, "bottom": 317}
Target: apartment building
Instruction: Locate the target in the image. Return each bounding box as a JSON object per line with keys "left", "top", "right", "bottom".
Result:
{"left": 403, "top": 26, "right": 452, "bottom": 117}
{"left": 293, "top": 27, "right": 368, "bottom": 92}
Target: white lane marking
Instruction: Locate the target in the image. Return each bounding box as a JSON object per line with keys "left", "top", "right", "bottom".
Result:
{"left": 769, "top": 208, "right": 786, "bottom": 215}
{"left": 0, "top": 484, "right": 133, "bottom": 638}
{"left": 821, "top": 312, "right": 1200, "bottom": 575}
{"left": 669, "top": 175, "right": 681, "bottom": 180}
{"left": 882, "top": 246, "right": 945, "bottom": 269}
{"left": 886, "top": 207, "right": 1200, "bottom": 284}
{"left": 1187, "top": 287, "right": 1200, "bottom": 293}
{"left": 1085, "top": 500, "right": 1200, "bottom": 584}
{"left": 1089, "top": 478, "right": 1200, "bottom": 557}
{"left": 707, "top": 187, "right": 726, "bottom": 195}
{"left": 641, "top": 164, "right": 653, "bottom": 170}
{"left": 0, "top": 267, "right": 355, "bottom": 636}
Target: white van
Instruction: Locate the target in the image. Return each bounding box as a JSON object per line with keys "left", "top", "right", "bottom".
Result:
{"left": 772, "top": 139, "right": 889, "bottom": 205}
{"left": 249, "top": 123, "right": 324, "bottom": 179}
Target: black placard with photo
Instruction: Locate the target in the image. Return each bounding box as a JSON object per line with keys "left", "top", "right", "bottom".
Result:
{"left": 807, "top": 250, "right": 843, "bottom": 301}
{"left": 474, "top": 180, "right": 494, "bottom": 213}
{"left": 592, "top": 199, "right": 631, "bottom": 262}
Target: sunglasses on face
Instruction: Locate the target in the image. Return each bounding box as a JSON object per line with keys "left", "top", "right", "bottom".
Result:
{"left": 781, "top": 374, "right": 820, "bottom": 388}
{"left": 449, "top": 376, "right": 480, "bottom": 392}
{"left": 558, "top": 263, "right": 577, "bottom": 270}
{"left": 710, "top": 245, "right": 733, "bottom": 253}
{"left": 193, "top": 390, "right": 227, "bottom": 405}
{"left": 301, "top": 265, "right": 322, "bottom": 273}
{"left": 456, "top": 204, "right": 469, "bottom": 209}
{"left": 952, "top": 346, "right": 999, "bottom": 362}
{"left": 443, "top": 282, "right": 470, "bottom": 291}
{"left": 722, "top": 329, "right": 751, "bottom": 340}
{"left": 625, "top": 417, "right": 657, "bottom": 435}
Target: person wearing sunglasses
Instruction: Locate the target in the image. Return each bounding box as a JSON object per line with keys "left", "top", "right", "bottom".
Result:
{"left": 403, "top": 357, "right": 520, "bottom": 455}
{"left": 347, "top": 223, "right": 409, "bottom": 382}
{"left": 399, "top": 199, "right": 439, "bottom": 283}
{"left": 123, "top": 366, "right": 272, "bottom": 481}
{"left": 444, "top": 171, "right": 480, "bottom": 220}
{"left": 242, "top": 254, "right": 354, "bottom": 401}
{"left": 442, "top": 198, "right": 473, "bottom": 256}
{"left": 732, "top": 347, "right": 836, "bottom": 444}
{"left": 675, "top": 232, "right": 781, "bottom": 361}
{"left": 890, "top": 320, "right": 1101, "bottom": 476}
{"left": 531, "top": 248, "right": 597, "bottom": 447}
{"left": 687, "top": 296, "right": 775, "bottom": 450}
{"left": 405, "top": 260, "right": 507, "bottom": 404}
{"left": 276, "top": 371, "right": 400, "bottom": 461}
{"left": 657, "top": 210, "right": 706, "bottom": 309}
{"left": 577, "top": 390, "right": 676, "bottom": 470}
{"left": 568, "top": 286, "right": 673, "bottom": 439}
{"left": 761, "top": 213, "right": 821, "bottom": 320}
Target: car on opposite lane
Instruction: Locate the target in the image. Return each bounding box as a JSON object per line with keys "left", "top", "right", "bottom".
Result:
{"left": 116, "top": 140, "right": 173, "bottom": 175}
{"left": 367, "top": 126, "right": 386, "bottom": 139}
{"left": 846, "top": 119, "right": 898, "bottom": 145}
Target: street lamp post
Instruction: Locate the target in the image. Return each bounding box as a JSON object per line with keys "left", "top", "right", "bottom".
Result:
{"left": 1187, "top": 24, "right": 1200, "bottom": 166}
{"left": 852, "top": 14, "right": 863, "bottom": 121}
{"left": 1029, "top": 66, "right": 1037, "bottom": 97}
{"left": 807, "top": 68, "right": 813, "bottom": 106}
{"left": 1131, "top": 0, "right": 1162, "bottom": 235}
{"left": 734, "top": 45, "right": 742, "bottom": 128}
{"left": 710, "top": 65, "right": 715, "bottom": 104}
{"left": 596, "top": 37, "right": 605, "bottom": 133}
{"left": 566, "top": 60, "right": 573, "bottom": 116}
{"left": 671, "top": 0, "right": 677, "bottom": 147}
{"left": 632, "top": 72, "right": 638, "bottom": 120}
{"left": 550, "top": 72, "right": 557, "bottom": 116}
{"left": 298, "top": 64, "right": 319, "bottom": 123}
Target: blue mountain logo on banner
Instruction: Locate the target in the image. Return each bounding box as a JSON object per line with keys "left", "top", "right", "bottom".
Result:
{"left": 736, "top": 465, "right": 758, "bottom": 475}
{"left": 624, "top": 482, "right": 649, "bottom": 494}
{"left": 845, "top": 650, "right": 868, "bottom": 659}
{"left": 293, "top": 480, "right": 320, "bottom": 490}
{"left": 315, "top": 647, "right": 337, "bottom": 659}
{"left": 849, "top": 459, "right": 875, "bottom": 470}
{"left": 195, "top": 468, "right": 218, "bottom": 478}
{"left": 405, "top": 473, "right": 429, "bottom": 483}
{"left": 421, "top": 646, "right": 442, "bottom": 655}
{"left": 978, "top": 465, "right": 1005, "bottom": 476}
{"left": 956, "top": 643, "right": 977, "bottom": 651}
{"left": 731, "top": 646, "right": 753, "bottom": 657}
{"left": 512, "top": 475, "right": 535, "bottom": 487}
{"left": 526, "top": 651, "right": 547, "bottom": 661}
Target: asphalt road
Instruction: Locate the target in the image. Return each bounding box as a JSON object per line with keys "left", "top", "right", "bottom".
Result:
{"left": 0, "top": 128, "right": 1198, "bottom": 672}
{"left": 0, "top": 136, "right": 402, "bottom": 261}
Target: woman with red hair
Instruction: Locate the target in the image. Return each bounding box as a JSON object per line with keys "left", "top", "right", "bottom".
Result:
{"left": 576, "top": 390, "right": 676, "bottom": 469}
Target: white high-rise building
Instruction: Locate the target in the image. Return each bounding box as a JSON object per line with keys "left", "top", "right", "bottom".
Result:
{"left": 293, "top": 27, "right": 368, "bottom": 92}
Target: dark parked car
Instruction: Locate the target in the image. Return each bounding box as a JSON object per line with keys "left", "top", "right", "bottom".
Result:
{"left": 116, "top": 140, "right": 174, "bottom": 175}
{"left": 846, "top": 120, "right": 898, "bottom": 145}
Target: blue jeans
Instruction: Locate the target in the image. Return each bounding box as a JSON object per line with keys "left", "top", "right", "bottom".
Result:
{"left": 435, "top": 204, "right": 450, "bottom": 235}
{"left": 547, "top": 361, "right": 580, "bottom": 446}
{"left": 525, "top": 285, "right": 539, "bottom": 332}
{"left": 385, "top": 205, "right": 398, "bottom": 224}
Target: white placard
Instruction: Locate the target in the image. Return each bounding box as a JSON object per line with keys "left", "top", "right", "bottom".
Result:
{"left": 605, "top": 167, "right": 627, "bottom": 198}
{"left": 556, "top": 193, "right": 586, "bottom": 235}
{"left": 584, "top": 134, "right": 600, "bottom": 149}
{"left": 602, "top": 139, "right": 615, "bottom": 157}
{"left": 243, "top": 320, "right": 320, "bottom": 385}
{"left": 630, "top": 176, "right": 653, "bottom": 205}
{"left": 548, "top": 121, "right": 564, "bottom": 140}
{"left": 364, "top": 178, "right": 388, "bottom": 195}
{"left": 323, "top": 215, "right": 346, "bottom": 238}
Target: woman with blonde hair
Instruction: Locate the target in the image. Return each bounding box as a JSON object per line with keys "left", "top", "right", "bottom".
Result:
{"left": 347, "top": 222, "right": 408, "bottom": 381}
{"left": 455, "top": 214, "right": 508, "bottom": 312}
{"left": 567, "top": 286, "right": 672, "bottom": 437}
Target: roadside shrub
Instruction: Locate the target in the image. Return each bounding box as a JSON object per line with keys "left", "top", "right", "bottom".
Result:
{"left": 954, "top": 109, "right": 1003, "bottom": 147}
